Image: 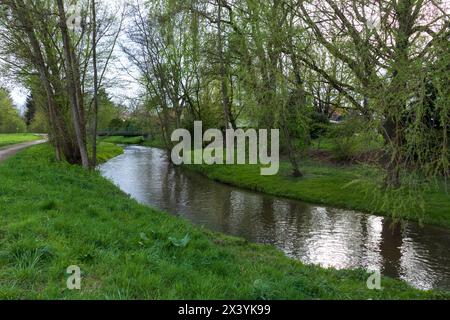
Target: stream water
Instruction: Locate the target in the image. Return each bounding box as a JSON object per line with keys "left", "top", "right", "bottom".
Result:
{"left": 99, "top": 146, "right": 450, "bottom": 291}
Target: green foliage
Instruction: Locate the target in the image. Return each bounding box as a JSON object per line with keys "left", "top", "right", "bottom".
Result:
{"left": 326, "top": 119, "right": 382, "bottom": 161}
{"left": 28, "top": 110, "right": 48, "bottom": 133}
{"left": 96, "top": 90, "right": 123, "bottom": 131}
{"left": 25, "top": 82, "right": 50, "bottom": 133}
{"left": 99, "top": 135, "right": 167, "bottom": 149}
{"left": 103, "top": 119, "right": 144, "bottom": 135}
{"left": 142, "top": 136, "right": 166, "bottom": 149}
{"left": 23, "top": 95, "right": 36, "bottom": 127}
{"left": 309, "top": 112, "right": 330, "bottom": 139}
{"left": 108, "top": 118, "right": 125, "bottom": 131}
{"left": 99, "top": 136, "right": 145, "bottom": 145}
{"left": 328, "top": 123, "right": 359, "bottom": 161}
{"left": 0, "top": 89, "right": 26, "bottom": 133}
{"left": 0, "top": 144, "right": 445, "bottom": 299}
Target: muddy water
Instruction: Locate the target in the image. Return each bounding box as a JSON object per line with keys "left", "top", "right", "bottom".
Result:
{"left": 100, "top": 146, "right": 450, "bottom": 291}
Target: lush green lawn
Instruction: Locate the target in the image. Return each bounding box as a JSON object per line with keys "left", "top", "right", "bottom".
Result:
{"left": 0, "top": 144, "right": 446, "bottom": 299}
{"left": 0, "top": 133, "right": 42, "bottom": 149}
{"left": 187, "top": 159, "right": 450, "bottom": 229}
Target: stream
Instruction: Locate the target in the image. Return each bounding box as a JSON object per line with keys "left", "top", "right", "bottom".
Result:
{"left": 99, "top": 146, "right": 450, "bottom": 291}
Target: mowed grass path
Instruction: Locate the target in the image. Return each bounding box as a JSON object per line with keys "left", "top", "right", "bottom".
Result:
{"left": 0, "top": 144, "right": 447, "bottom": 299}
{"left": 0, "top": 133, "right": 42, "bottom": 149}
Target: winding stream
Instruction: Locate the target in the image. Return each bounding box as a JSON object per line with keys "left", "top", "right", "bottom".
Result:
{"left": 100, "top": 146, "right": 450, "bottom": 291}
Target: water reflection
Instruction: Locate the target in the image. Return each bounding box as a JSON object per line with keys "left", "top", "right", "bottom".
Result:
{"left": 100, "top": 146, "right": 450, "bottom": 291}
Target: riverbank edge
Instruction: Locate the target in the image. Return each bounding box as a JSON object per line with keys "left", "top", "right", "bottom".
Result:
{"left": 101, "top": 137, "right": 450, "bottom": 230}
{"left": 184, "top": 163, "right": 450, "bottom": 230}
{"left": 0, "top": 144, "right": 447, "bottom": 298}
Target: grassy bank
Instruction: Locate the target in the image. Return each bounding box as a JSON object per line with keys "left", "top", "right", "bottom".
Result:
{"left": 187, "top": 159, "right": 450, "bottom": 229}
{"left": 0, "top": 133, "right": 42, "bottom": 148}
{"left": 99, "top": 135, "right": 165, "bottom": 149}
{"left": 93, "top": 142, "right": 124, "bottom": 164}
{"left": 0, "top": 144, "right": 446, "bottom": 299}
{"left": 99, "top": 136, "right": 145, "bottom": 145}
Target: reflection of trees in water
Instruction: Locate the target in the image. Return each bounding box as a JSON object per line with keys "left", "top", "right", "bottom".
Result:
{"left": 159, "top": 154, "right": 172, "bottom": 209}
{"left": 100, "top": 147, "right": 450, "bottom": 290}
{"left": 268, "top": 200, "right": 302, "bottom": 255}
{"left": 380, "top": 222, "right": 403, "bottom": 279}
{"left": 397, "top": 224, "right": 449, "bottom": 290}
{"left": 227, "top": 191, "right": 266, "bottom": 238}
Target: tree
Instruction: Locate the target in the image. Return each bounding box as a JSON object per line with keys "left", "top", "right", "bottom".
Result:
{"left": 23, "top": 94, "right": 36, "bottom": 127}
{"left": 298, "top": 0, "right": 449, "bottom": 185}
{"left": 0, "top": 87, "right": 26, "bottom": 133}
{"left": 91, "top": 0, "right": 99, "bottom": 168}
{"left": 0, "top": 0, "right": 85, "bottom": 163}
{"left": 0, "top": 0, "right": 124, "bottom": 167}
{"left": 56, "top": 0, "right": 89, "bottom": 168}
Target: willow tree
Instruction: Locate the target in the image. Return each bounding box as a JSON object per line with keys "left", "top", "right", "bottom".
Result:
{"left": 123, "top": 0, "right": 207, "bottom": 148}
{"left": 227, "top": 0, "right": 309, "bottom": 177}
{"left": 298, "top": 0, "right": 449, "bottom": 186}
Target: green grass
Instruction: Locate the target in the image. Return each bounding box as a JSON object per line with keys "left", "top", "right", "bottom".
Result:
{"left": 311, "top": 137, "right": 336, "bottom": 152}
{"left": 310, "top": 134, "right": 383, "bottom": 155}
{"left": 99, "top": 135, "right": 167, "bottom": 149}
{"left": 99, "top": 136, "right": 145, "bottom": 145}
{"left": 92, "top": 142, "right": 124, "bottom": 164}
{"left": 142, "top": 137, "right": 166, "bottom": 149}
{"left": 0, "top": 144, "right": 446, "bottom": 299}
{"left": 187, "top": 159, "right": 450, "bottom": 229}
{"left": 0, "top": 133, "right": 42, "bottom": 149}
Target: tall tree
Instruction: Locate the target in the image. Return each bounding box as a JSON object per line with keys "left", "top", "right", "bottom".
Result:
{"left": 24, "top": 94, "right": 36, "bottom": 127}
{"left": 56, "top": 0, "right": 89, "bottom": 168}
{"left": 91, "top": 0, "right": 99, "bottom": 168}
{"left": 298, "top": 0, "right": 449, "bottom": 185}
{"left": 0, "top": 87, "right": 26, "bottom": 133}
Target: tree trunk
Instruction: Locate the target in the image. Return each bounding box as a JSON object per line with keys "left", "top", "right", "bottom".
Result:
{"left": 282, "top": 124, "right": 303, "bottom": 177}
{"left": 56, "top": 0, "right": 89, "bottom": 169}
{"left": 381, "top": 0, "right": 415, "bottom": 187}
{"left": 11, "top": 0, "right": 81, "bottom": 164}
{"left": 91, "top": 0, "right": 99, "bottom": 168}
{"left": 217, "top": 0, "right": 235, "bottom": 130}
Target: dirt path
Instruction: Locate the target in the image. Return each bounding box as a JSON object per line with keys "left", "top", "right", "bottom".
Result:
{"left": 0, "top": 138, "right": 47, "bottom": 163}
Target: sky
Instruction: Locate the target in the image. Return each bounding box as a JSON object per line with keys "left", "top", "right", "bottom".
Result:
{"left": 3, "top": 84, "right": 28, "bottom": 114}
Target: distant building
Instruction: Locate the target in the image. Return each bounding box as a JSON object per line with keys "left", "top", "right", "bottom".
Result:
{"left": 330, "top": 110, "right": 345, "bottom": 124}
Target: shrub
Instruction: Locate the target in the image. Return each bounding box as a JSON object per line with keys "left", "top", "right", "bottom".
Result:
{"left": 327, "top": 118, "right": 380, "bottom": 161}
